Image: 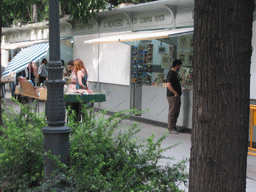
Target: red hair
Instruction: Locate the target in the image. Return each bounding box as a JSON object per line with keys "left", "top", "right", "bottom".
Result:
{"left": 74, "top": 59, "right": 87, "bottom": 75}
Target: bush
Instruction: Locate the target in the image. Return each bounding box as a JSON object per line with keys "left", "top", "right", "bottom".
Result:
{"left": 0, "top": 100, "right": 46, "bottom": 190}
{"left": 0, "top": 100, "right": 188, "bottom": 191}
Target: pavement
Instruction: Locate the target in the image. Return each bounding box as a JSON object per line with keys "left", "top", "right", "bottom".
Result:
{"left": 3, "top": 91, "right": 256, "bottom": 191}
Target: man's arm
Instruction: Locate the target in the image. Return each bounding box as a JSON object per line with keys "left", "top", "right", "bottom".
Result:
{"left": 167, "top": 82, "right": 178, "bottom": 97}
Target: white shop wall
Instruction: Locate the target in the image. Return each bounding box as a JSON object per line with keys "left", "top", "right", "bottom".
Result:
{"left": 73, "top": 34, "right": 99, "bottom": 82}
{"left": 99, "top": 32, "right": 131, "bottom": 86}
{"left": 250, "top": 20, "right": 256, "bottom": 99}
{"left": 1, "top": 49, "right": 9, "bottom": 68}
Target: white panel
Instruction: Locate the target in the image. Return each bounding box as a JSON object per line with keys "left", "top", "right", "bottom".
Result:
{"left": 141, "top": 86, "right": 169, "bottom": 123}
{"left": 1, "top": 49, "right": 9, "bottom": 68}
{"left": 251, "top": 21, "right": 256, "bottom": 99}
{"left": 99, "top": 32, "right": 131, "bottom": 86}
{"left": 141, "top": 85, "right": 192, "bottom": 129}
{"left": 73, "top": 34, "right": 99, "bottom": 82}
{"left": 99, "top": 83, "right": 131, "bottom": 112}
{"left": 177, "top": 88, "right": 193, "bottom": 129}
{"left": 176, "top": 7, "right": 193, "bottom": 27}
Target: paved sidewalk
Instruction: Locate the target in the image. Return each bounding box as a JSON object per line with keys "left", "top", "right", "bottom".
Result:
{"left": 3, "top": 91, "right": 256, "bottom": 191}
{"left": 121, "top": 119, "right": 256, "bottom": 192}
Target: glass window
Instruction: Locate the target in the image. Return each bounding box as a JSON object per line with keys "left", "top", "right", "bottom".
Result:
{"left": 124, "top": 33, "right": 193, "bottom": 88}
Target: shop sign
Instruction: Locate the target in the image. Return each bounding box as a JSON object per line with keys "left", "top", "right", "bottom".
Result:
{"left": 100, "top": 14, "right": 132, "bottom": 32}
{"left": 74, "top": 20, "right": 98, "bottom": 34}
{"left": 133, "top": 11, "right": 174, "bottom": 31}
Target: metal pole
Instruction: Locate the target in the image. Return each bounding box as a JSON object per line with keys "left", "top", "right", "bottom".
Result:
{"left": 41, "top": 0, "right": 72, "bottom": 184}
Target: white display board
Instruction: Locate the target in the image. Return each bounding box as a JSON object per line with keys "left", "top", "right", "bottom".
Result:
{"left": 1, "top": 48, "right": 9, "bottom": 68}
{"left": 99, "top": 32, "right": 131, "bottom": 86}
{"left": 73, "top": 34, "right": 99, "bottom": 82}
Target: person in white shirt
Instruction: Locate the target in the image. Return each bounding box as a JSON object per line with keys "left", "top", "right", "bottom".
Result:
{"left": 37, "top": 58, "right": 48, "bottom": 86}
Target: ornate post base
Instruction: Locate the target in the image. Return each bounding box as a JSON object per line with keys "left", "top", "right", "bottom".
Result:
{"left": 41, "top": 126, "right": 72, "bottom": 178}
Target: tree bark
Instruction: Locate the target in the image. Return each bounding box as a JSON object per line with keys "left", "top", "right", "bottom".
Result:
{"left": 32, "top": 4, "right": 38, "bottom": 23}
{"left": 189, "top": 1, "right": 254, "bottom": 192}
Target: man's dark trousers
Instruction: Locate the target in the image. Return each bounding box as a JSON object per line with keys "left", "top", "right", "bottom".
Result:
{"left": 167, "top": 96, "right": 181, "bottom": 131}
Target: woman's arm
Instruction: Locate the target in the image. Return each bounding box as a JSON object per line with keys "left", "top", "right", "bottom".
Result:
{"left": 77, "top": 71, "right": 86, "bottom": 89}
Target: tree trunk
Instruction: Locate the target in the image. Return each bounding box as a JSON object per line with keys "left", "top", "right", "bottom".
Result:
{"left": 189, "top": 1, "right": 254, "bottom": 192}
{"left": 0, "top": 0, "right": 3, "bottom": 128}
{"left": 32, "top": 4, "right": 38, "bottom": 23}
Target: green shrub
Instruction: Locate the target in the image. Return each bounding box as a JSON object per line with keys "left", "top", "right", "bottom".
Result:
{"left": 0, "top": 100, "right": 188, "bottom": 191}
{"left": 0, "top": 100, "right": 46, "bottom": 190}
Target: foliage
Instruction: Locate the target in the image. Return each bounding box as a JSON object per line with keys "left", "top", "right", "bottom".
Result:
{"left": 0, "top": 100, "right": 188, "bottom": 191}
{"left": 60, "top": 0, "right": 106, "bottom": 24}
{"left": 59, "top": 0, "right": 156, "bottom": 24}
{"left": 0, "top": 100, "right": 46, "bottom": 190}
{"left": 2, "top": 0, "right": 40, "bottom": 27}
{"left": 2, "top": 0, "right": 57, "bottom": 27}
{"left": 1, "top": 0, "right": 156, "bottom": 27}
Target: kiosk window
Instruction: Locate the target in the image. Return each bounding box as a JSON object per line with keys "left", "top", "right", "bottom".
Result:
{"left": 125, "top": 34, "right": 193, "bottom": 88}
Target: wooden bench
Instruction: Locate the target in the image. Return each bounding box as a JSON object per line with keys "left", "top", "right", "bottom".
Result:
{"left": 15, "top": 79, "right": 47, "bottom": 112}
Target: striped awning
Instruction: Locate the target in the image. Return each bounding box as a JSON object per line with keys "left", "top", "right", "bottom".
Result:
{"left": 3, "top": 43, "right": 49, "bottom": 77}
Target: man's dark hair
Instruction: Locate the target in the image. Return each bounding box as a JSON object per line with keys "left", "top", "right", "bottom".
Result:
{"left": 68, "top": 60, "right": 74, "bottom": 66}
{"left": 172, "top": 59, "right": 182, "bottom": 67}
{"left": 42, "top": 58, "right": 47, "bottom": 64}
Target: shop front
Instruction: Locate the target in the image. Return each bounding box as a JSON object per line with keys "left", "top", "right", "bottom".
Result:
{"left": 125, "top": 32, "right": 193, "bottom": 128}
{"left": 1, "top": 17, "right": 74, "bottom": 75}
{"left": 73, "top": 0, "right": 194, "bottom": 129}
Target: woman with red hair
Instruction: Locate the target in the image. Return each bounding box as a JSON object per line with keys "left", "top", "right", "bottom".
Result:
{"left": 73, "top": 59, "right": 88, "bottom": 90}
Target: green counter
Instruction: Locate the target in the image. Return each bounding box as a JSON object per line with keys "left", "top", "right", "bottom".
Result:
{"left": 64, "top": 93, "right": 106, "bottom": 103}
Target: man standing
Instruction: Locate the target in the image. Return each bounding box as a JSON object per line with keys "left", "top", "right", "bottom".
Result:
{"left": 37, "top": 58, "right": 48, "bottom": 86}
{"left": 166, "top": 59, "right": 182, "bottom": 134}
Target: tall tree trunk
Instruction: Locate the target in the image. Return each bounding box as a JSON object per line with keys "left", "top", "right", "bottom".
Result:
{"left": 0, "top": 0, "right": 3, "bottom": 128}
{"left": 189, "top": 1, "right": 254, "bottom": 191}
{"left": 32, "top": 4, "right": 38, "bottom": 23}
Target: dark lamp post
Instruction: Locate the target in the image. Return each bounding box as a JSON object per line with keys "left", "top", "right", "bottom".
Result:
{"left": 41, "top": 0, "right": 72, "bottom": 183}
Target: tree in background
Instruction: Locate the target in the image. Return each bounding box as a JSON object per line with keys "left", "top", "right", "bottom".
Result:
{"left": 2, "top": 0, "right": 52, "bottom": 27}
{"left": 1, "top": 0, "right": 156, "bottom": 27}
{"left": 189, "top": 0, "right": 254, "bottom": 191}
{"left": 61, "top": 0, "right": 156, "bottom": 23}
